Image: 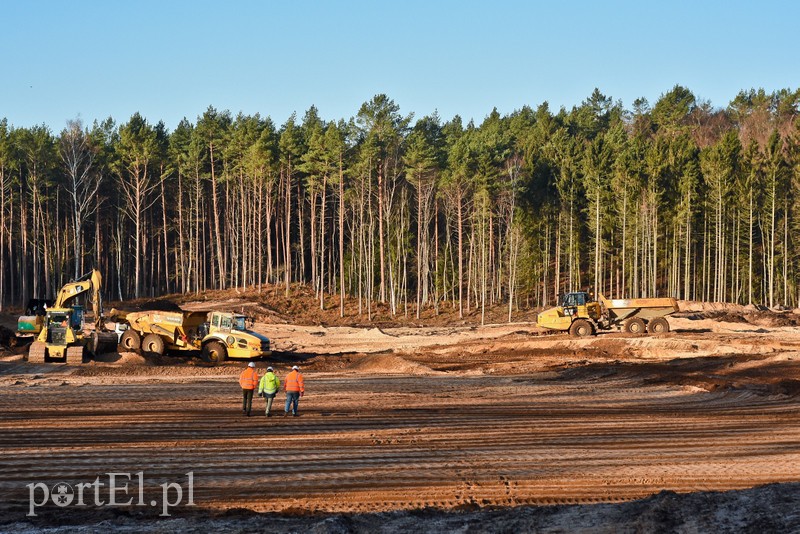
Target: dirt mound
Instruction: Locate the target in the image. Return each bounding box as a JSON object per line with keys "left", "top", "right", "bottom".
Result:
{"left": 350, "top": 327, "right": 393, "bottom": 339}
{"left": 89, "top": 350, "right": 198, "bottom": 367}
{"left": 677, "top": 300, "right": 748, "bottom": 313}
{"left": 349, "top": 354, "right": 435, "bottom": 375}
{"left": 104, "top": 284, "right": 543, "bottom": 328}
{"left": 746, "top": 311, "right": 800, "bottom": 328}
{"left": 122, "top": 299, "right": 183, "bottom": 312}
{"left": 710, "top": 311, "right": 750, "bottom": 324}
{"left": 676, "top": 309, "right": 800, "bottom": 328}
{"left": 0, "top": 325, "right": 19, "bottom": 348}
{"left": 117, "top": 352, "right": 148, "bottom": 365}
{"left": 88, "top": 351, "right": 149, "bottom": 365}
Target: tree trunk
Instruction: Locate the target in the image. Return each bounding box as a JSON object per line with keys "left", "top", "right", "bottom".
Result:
{"left": 416, "top": 171, "right": 422, "bottom": 319}
{"left": 339, "top": 156, "right": 345, "bottom": 317}
{"left": 285, "top": 161, "right": 292, "bottom": 296}
{"left": 378, "top": 161, "right": 386, "bottom": 302}
{"left": 298, "top": 179, "right": 305, "bottom": 285}
{"left": 320, "top": 172, "right": 327, "bottom": 310}
{"left": 160, "top": 169, "right": 169, "bottom": 294}
{"left": 209, "top": 143, "right": 225, "bottom": 289}
{"left": 457, "top": 192, "right": 463, "bottom": 319}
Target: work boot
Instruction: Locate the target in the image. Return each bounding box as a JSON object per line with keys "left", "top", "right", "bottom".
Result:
{"left": 292, "top": 412, "right": 298, "bottom": 417}
{"left": 283, "top": 412, "right": 288, "bottom": 417}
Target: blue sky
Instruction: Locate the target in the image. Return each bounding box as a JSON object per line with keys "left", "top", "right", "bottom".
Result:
{"left": 3, "top": 0, "right": 798, "bottom": 131}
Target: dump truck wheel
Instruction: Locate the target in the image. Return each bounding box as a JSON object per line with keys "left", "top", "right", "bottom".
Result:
{"left": 142, "top": 334, "right": 165, "bottom": 356}
{"left": 203, "top": 341, "right": 227, "bottom": 365}
{"left": 624, "top": 317, "right": 646, "bottom": 334}
{"left": 647, "top": 317, "right": 670, "bottom": 334}
{"left": 569, "top": 319, "right": 594, "bottom": 337}
{"left": 119, "top": 329, "right": 141, "bottom": 351}
{"left": 66, "top": 346, "right": 85, "bottom": 365}
{"left": 28, "top": 341, "right": 47, "bottom": 363}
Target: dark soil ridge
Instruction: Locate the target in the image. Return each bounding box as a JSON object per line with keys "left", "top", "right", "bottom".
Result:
{"left": 7, "top": 482, "right": 799, "bottom": 533}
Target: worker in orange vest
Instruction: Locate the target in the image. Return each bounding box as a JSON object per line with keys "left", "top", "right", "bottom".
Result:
{"left": 239, "top": 362, "right": 259, "bottom": 416}
{"left": 283, "top": 365, "right": 305, "bottom": 417}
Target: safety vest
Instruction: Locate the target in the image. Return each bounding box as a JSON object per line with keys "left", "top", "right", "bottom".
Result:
{"left": 239, "top": 367, "right": 259, "bottom": 390}
{"left": 284, "top": 370, "right": 304, "bottom": 393}
{"left": 258, "top": 372, "right": 280, "bottom": 395}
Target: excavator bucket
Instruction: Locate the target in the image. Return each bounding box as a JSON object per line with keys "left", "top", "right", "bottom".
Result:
{"left": 90, "top": 331, "right": 119, "bottom": 355}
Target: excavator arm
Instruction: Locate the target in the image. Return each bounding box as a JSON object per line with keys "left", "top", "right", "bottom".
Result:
{"left": 53, "top": 269, "right": 104, "bottom": 329}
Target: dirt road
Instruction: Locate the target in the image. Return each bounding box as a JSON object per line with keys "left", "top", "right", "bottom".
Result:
{"left": 2, "top": 310, "right": 800, "bottom": 530}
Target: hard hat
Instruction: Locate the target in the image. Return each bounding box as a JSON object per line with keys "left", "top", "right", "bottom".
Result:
{"left": 248, "top": 362, "right": 255, "bottom": 367}
{"left": 292, "top": 365, "right": 299, "bottom": 370}
{"left": 267, "top": 366, "right": 273, "bottom": 371}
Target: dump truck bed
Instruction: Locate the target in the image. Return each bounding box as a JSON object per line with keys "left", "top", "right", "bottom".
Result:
{"left": 599, "top": 295, "right": 678, "bottom": 322}
{"left": 124, "top": 310, "right": 209, "bottom": 329}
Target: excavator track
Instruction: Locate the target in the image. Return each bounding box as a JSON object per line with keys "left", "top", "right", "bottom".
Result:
{"left": 27, "top": 342, "right": 47, "bottom": 363}
{"left": 66, "top": 346, "right": 85, "bottom": 365}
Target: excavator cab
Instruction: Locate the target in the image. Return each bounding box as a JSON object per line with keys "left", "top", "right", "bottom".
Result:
{"left": 45, "top": 311, "right": 71, "bottom": 345}
{"left": 70, "top": 305, "right": 84, "bottom": 330}
{"left": 42, "top": 306, "right": 83, "bottom": 344}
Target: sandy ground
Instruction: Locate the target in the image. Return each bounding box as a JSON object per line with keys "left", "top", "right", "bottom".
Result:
{"left": 2, "top": 298, "right": 800, "bottom": 532}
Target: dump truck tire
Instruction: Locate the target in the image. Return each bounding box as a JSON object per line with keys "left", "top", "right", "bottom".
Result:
{"left": 66, "top": 346, "right": 85, "bottom": 365}
{"left": 624, "top": 317, "right": 646, "bottom": 334}
{"left": 28, "top": 341, "right": 47, "bottom": 363}
{"left": 647, "top": 317, "right": 670, "bottom": 334}
{"left": 119, "top": 329, "right": 141, "bottom": 351}
{"left": 569, "top": 319, "right": 594, "bottom": 337}
{"left": 203, "top": 340, "right": 227, "bottom": 365}
{"left": 142, "top": 333, "right": 165, "bottom": 356}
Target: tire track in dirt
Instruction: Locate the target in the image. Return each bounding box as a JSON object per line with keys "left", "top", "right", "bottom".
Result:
{"left": 2, "top": 369, "right": 800, "bottom": 515}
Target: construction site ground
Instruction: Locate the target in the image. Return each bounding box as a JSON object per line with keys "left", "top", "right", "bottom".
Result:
{"left": 2, "top": 288, "right": 800, "bottom": 532}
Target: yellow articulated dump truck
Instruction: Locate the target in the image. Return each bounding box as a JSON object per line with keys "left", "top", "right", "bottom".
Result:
{"left": 537, "top": 291, "right": 679, "bottom": 337}
{"left": 115, "top": 309, "right": 271, "bottom": 365}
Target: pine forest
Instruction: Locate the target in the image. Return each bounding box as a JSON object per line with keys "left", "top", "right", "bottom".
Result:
{"left": 1, "top": 86, "right": 799, "bottom": 321}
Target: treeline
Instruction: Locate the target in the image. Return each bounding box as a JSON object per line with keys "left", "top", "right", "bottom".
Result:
{"left": 1, "top": 86, "right": 799, "bottom": 320}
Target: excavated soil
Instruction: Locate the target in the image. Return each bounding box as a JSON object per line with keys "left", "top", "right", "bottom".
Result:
{"left": 2, "top": 294, "right": 800, "bottom": 532}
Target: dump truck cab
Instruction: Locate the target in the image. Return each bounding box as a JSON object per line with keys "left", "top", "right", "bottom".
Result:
{"left": 207, "top": 311, "right": 244, "bottom": 334}
{"left": 537, "top": 291, "right": 602, "bottom": 335}
{"left": 202, "top": 311, "right": 271, "bottom": 363}
{"left": 559, "top": 292, "right": 601, "bottom": 319}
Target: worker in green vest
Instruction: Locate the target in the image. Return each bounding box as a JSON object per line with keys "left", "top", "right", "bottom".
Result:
{"left": 257, "top": 366, "right": 281, "bottom": 417}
